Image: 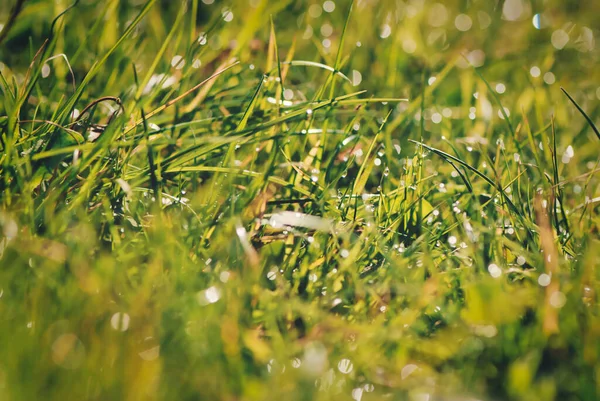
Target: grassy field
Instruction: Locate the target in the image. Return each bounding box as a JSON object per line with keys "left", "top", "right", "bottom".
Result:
{"left": 1, "top": 0, "right": 599, "bottom": 400}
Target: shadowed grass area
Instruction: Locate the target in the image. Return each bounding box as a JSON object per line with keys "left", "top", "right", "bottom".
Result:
{"left": 0, "top": 1, "right": 599, "bottom": 400}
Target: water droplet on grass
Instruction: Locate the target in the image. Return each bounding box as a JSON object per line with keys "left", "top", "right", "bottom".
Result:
{"left": 338, "top": 358, "right": 354, "bottom": 374}
{"left": 538, "top": 273, "right": 551, "bottom": 287}
{"left": 530, "top": 66, "right": 541, "bottom": 77}
{"left": 544, "top": 72, "right": 556, "bottom": 84}
{"left": 488, "top": 263, "right": 502, "bottom": 278}
{"left": 222, "top": 10, "right": 234, "bottom": 22}
{"left": 455, "top": 14, "right": 472, "bottom": 31}
{"left": 352, "top": 70, "right": 362, "bottom": 86}
{"left": 2, "top": 218, "right": 18, "bottom": 239}
{"left": 402, "top": 38, "right": 417, "bottom": 53}
{"left": 323, "top": 0, "right": 335, "bottom": 13}
{"left": 467, "top": 49, "right": 485, "bottom": 67}
{"left": 532, "top": 14, "right": 542, "bottom": 29}
{"left": 171, "top": 55, "right": 185, "bottom": 69}
{"left": 551, "top": 29, "right": 569, "bottom": 49}
{"left": 380, "top": 24, "right": 392, "bottom": 38}
{"left": 197, "top": 286, "right": 221, "bottom": 305}
{"left": 550, "top": 291, "right": 567, "bottom": 308}
{"left": 320, "top": 23, "right": 333, "bottom": 37}
{"left": 352, "top": 387, "right": 363, "bottom": 401}
{"left": 503, "top": 0, "right": 524, "bottom": 21}
{"left": 302, "top": 342, "right": 328, "bottom": 375}
{"left": 478, "top": 11, "right": 492, "bottom": 29}
{"left": 428, "top": 4, "right": 448, "bottom": 27}
{"left": 111, "top": 312, "right": 130, "bottom": 331}
{"left": 219, "top": 271, "right": 230, "bottom": 282}
{"left": 401, "top": 363, "right": 418, "bottom": 379}
{"left": 41, "top": 63, "right": 51, "bottom": 78}
{"left": 52, "top": 333, "right": 86, "bottom": 369}
{"left": 309, "top": 4, "right": 322, "bottom": 18}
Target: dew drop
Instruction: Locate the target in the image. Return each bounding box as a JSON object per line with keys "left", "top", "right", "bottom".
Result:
{"left": 110, "top": 312, "right": 130, "bottom": 331}
{"left": 380, "top": 24, "right": 392, "bottom": 39}
{"left": 197, "top": 286, "right": 221, "bottom": 305}
{"left": 543, "top": 72, "right": 556, "bottom": 85}
{"left": 551, "top": 30, "right": 569, "bottom": 50}
{"left": 337, "top": 358, "right": 354, "bottom": 374}
{"left": 455, "top": 14, "right": 472, "bottom": 32}
{"left": 323, "top": 0, "right": 335, "bottom": 13}
{"left": 488, "top": 263, "right": 502, "bottom": 278}
{"left": 220, "top": 271, "right": 231, "bottom": 283}
{"left": 532, "top": 14, "right": 542, "bottom": 29}
{"left": 171, "top": 55, "right": 185, "bottom": 69}
{"left": 41, "top": 63, "right": 51, "bottom": 78}
{"left": 538, "top": 273, "right": 551, "bottom": 287}
{"left": 352, "top": 388, "right": 363, "bottom": 401}
{"left": 401, "top": 364, "right": 418, "bottom": 379}
{"left": 448, "top": 236, "right": 457, "bottom": 246}
{"left": 222, "top": 10, "right": 234, "bottom": 22}
{"left": 550, "top": 291, "right": 567, "bottom": 308}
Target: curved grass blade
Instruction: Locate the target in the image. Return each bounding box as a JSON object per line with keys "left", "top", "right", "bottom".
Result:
{"left": 237, "top": 75, "right": 265, "bottom": 132}
{"left": 561, "top": 87, "right": 600, "bottom": 140}
{"left": 283, "top": 60, "right": 352, "bottom": 84}
{"left": 410, "top": 140, "right": 525, "bottom": 221}
{"left": 352, "top": 109, "right": 392, "bottom": 195}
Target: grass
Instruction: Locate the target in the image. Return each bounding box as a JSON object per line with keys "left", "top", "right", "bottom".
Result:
{"left": 0, "top": 1, "right": 599, "bottom": 400}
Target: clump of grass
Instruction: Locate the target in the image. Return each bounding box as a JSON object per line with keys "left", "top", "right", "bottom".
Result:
{"left": 0, "top": 1, "right": 599, "bottom": 400}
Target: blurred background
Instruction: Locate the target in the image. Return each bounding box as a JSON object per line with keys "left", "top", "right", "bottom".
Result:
{"left": 1, "top": 1, "right": 599, "bottom": 401}
{"left": 1, "top": 0, "right": 599, "bottom": 149}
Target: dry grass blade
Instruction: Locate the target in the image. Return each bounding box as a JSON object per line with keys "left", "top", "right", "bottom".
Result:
{"left": 534, "top": 194, "right": 560, "bottom": 336}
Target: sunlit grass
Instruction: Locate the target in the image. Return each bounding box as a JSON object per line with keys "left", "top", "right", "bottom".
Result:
{"left": 0, "top": 1, "right": 599, "bottom": 400}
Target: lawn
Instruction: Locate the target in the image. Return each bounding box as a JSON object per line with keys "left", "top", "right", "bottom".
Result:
{"left": 0, "top": 0, "right": 599, "bottom": 400}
